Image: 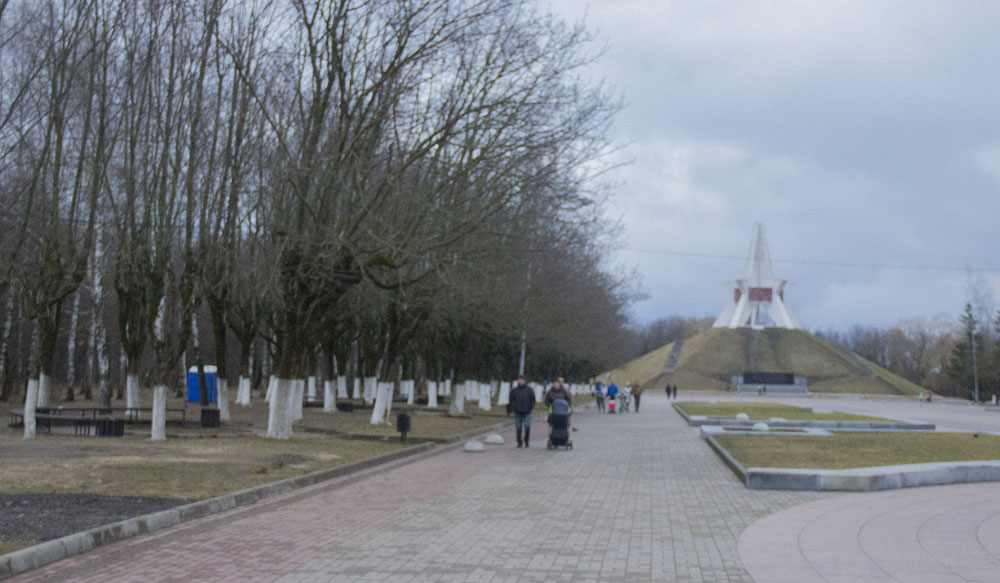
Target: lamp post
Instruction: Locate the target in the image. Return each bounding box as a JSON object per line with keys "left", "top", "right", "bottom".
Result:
{"left": 971, "top": 326, "right": 980, "bottom": 403}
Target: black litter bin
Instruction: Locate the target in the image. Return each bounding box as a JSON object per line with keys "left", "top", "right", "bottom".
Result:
{"left": 95, "top": 418, "right": 124, "bottom": 437}
{"left": 396, "top": 412, "right": 411, "bottom": 442}
{"left": 336, "top": 402, "right": 354, "bottom": 413}
{"left": 201, "top": 407, "right": 221, "bottom": 427}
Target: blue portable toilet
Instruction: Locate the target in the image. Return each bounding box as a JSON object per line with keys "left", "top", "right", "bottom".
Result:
{"left": 187, "top": 365, "right": 218, "bottom": 403}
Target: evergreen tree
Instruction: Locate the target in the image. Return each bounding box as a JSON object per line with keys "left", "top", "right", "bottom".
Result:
{"left": 946, "top": 304, "right": 980, "bottom": 400}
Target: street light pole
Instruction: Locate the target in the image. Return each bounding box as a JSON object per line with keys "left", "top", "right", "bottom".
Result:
{"left": 971, "top": 326, "right": 980, "bottom": 403}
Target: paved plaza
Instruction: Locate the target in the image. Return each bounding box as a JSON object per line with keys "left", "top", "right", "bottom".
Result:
{"left": 9, "top": 392, "right": 1000, "bottom": 582}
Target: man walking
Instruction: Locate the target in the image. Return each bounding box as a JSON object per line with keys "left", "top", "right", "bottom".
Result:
{"left": 631, "top": 381, "right": 644, "bottom": 413}
{"left": 509, "top": 374, "right": 536, "bottom": 448}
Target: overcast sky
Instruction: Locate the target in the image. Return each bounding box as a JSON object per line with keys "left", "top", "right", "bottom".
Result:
{"left": 546, "top": 0, "right": 1000, "bottom": 331}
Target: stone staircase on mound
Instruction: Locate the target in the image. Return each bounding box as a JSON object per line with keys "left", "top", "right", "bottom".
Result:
{"left": 663, "top": 338, "right": 684, "bottom": 374}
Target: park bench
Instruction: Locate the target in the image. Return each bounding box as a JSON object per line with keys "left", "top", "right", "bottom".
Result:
{"left": 9, "top": 408, "right": 100, "bottom": 436}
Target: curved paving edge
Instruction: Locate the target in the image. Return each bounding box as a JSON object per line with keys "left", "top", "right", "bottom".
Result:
{"left": 705, "top": 435, "right": 1000, "bottom": 491}
{"left": 0, "top": 417, "right": 516, "bottom": 580}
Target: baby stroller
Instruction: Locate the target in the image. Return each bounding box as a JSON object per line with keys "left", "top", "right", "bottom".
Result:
{"left": 547, "top": 398, "right": 573, "bottom": 450}
{"left": 607, "top": 396, "right": 616, "bottom": 413}
{"left": 618, "top": 393, "right": 630, "bottom": 414}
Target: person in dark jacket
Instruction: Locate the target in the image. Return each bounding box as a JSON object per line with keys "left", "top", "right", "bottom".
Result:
{"left": 509, "top": 374, "right": 536, "bottom": 447}
{"left": 545, "top": 377, "right": 572, "bottom": 407}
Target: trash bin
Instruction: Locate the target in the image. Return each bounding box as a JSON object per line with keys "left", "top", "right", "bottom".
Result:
{"left": 187, "top": 366, "right": 218, "bottom": 403}
{"left": 95, "top": 418, "right": 124, "bottom": 437}
{"left": 396, "top": 412, "right": 411, "bottom": 442}
{"left": 200, "top": 407, "right": 220, "bottom": 427}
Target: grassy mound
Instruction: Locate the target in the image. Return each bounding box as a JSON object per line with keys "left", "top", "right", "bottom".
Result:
{"left": 604, "top": 328, "right": 926, "bottom": 396}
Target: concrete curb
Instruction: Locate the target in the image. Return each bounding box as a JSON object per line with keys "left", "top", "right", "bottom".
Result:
{"left": 703, "top": 434, "right": 1000, "bottom": 492}
{"left": 0, "top": 416, "right": 520, "bottom": 581}
{"left": 744, "top": 460, "right": 1000, "bottom": 491}
{"left": 688, "top": 417, "right": 934, "bottom": 431}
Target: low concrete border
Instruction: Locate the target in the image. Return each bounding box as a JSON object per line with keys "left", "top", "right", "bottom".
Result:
{"left": 673, "top": 404, "right": 934, "bottom": 431}
{"left": 745, "top": 461, "right": 1000, "bottom": 491}
{"left": 0, "top": 416, "right": 518, "bottom": 581}
{"left": 704, "top": 434, "right": 1000, "bottom": 492}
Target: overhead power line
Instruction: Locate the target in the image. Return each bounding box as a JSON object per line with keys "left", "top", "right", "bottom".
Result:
{"left": 620, "top": 247, "right": 1000, "bottom": 273}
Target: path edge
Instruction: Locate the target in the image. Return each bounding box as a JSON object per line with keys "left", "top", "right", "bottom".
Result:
{"left": 0, "top": 417, "right": 516, "bottom": 580}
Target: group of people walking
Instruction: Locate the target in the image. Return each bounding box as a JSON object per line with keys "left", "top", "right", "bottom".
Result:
{"left": 507, "top": 375, "right": 677, "bottom": 448}
{"left": 592, "top": 380, "right": 645, "bottom": 413}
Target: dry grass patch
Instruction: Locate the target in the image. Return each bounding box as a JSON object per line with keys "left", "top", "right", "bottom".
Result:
{"left": 0, "top": 431, "right": 403, "bottom": 499}
{"left": 715, "top": 432, "right": 1000, "bottom": 469}
{"left": 674, "top": 401, "right": 890, "bottom": 422}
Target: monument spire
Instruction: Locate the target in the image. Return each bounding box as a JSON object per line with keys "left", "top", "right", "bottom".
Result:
{"left": 714, "top": 222, "right": 800, "bottom": 329}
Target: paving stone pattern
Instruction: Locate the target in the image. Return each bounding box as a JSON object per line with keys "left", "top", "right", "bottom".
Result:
{"left": 11, "top": 394, "right": 827, "bottom": 583}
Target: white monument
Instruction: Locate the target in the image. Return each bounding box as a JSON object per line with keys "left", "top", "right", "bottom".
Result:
{"left": 714, "top": 222, "right": 800, "bottom": 330}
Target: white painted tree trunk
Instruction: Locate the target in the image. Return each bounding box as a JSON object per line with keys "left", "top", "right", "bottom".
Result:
{"left": 427, "top": 380, "right": 438, "bottom": 408}
{"left": 37, "top": 372, "right": 52, "bottom": 408}
{"left": 352, "top": 377, "right": 360, "bottom": 399}
{"left": 307, "top": 376, "right": 317, "bottom": 399}
{"left": 266, "top": 377, "right": 293, "bottom": 438}
{"left": 466, "top": 381, "right": 478, "bottom": 402}
{"left": 444, "top": 379, "right": 452, "bottom": 396}
{"left": 497, "top": 382, "right": 511, "bottom": 406}
{"left": 531, "top": 383, "right": 543, "bottom": 403}
{"left": 217, "top": 377, "right": 230, "bottom": 421}
{"left": 292, "top": 379, "right": 304, "bottom": 421}
{"left": 151, "top": 385, "right": 167, "bottom": 440}
{"left": 370, "top": 382, "right": 394, "bottom": 424}
{"left": 405, "top": 380, "right": 415, "bottom": 405}
{"left": 448, "top": 382, "right": 466, "bottom": 415}
{"left": 478, "top": 383, "right": 491, "bottom": 411}
{"left": 265, "top": 375, "right": 276, "bottom": 403}
{"left": 126, "top": 373, "right": 140, "bottom": 409}
{"left": 363, "top": 376, "right": 377, "bottom": 404}
{"left": 337, "top": 375, "right": 348, "bottom": 399}
{"left": 23, "top": 379, "right": 39, "bottom": 439}
{"left": 323, "top": 379, "right": 336, "bottom": 412}
{"left": 236, "top": 376, "right": 251, "bottom": 405}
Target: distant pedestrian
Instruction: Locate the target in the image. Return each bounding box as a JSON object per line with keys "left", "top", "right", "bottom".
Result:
{"left": 672, "top": 384, "right": 678, "bottom": 399}
{"left": 630, "top": 381, "right": 644, "bottom": 413}
{"left": 509, "top": 374, "right": 536, "bottom": 448}
{"left": 594, "top": 382, "right": 605, "bottom": 412}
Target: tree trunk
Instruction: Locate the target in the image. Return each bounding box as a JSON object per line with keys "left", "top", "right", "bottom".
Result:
{"left": 151, "top": 385, "right": 167, "bottom": 440}
{"left": 266, "top": 377, "right": 293, "bottom": 438}
{"left": 65, "top": 292, "right": 81, "bottom": 401}
{"left": 23, "top": 378, "right": 38, "bottom": 439}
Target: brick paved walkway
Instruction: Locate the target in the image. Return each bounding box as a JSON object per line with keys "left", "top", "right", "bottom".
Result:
{"left": 11, "top": 393, "right": 828, "bottom": 582}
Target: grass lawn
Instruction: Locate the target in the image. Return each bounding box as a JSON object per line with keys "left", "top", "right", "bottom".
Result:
{"left": 674, "top": 401, "right": 890, "bottom": 422}
{"left": 0, "top": 431, "right": 406, "bottom": 500}
{"left": 296, "top": 404, "right": 513, "bottom": 440}
{"left": 714, "top": 432, "right": 1000, "bottom": 469}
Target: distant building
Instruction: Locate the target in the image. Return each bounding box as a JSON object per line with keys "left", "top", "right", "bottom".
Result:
{"left": 714, "top": 222, "right": 800, "bottom": 329}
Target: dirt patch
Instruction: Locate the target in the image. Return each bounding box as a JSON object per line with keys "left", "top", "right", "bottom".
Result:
{"left": 0, "top": 493, "right": 189, "bottom": 545}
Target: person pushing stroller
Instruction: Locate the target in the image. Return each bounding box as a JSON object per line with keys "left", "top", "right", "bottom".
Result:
{"left": 545, "top": 378, "right": 573, "bottom": 450}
